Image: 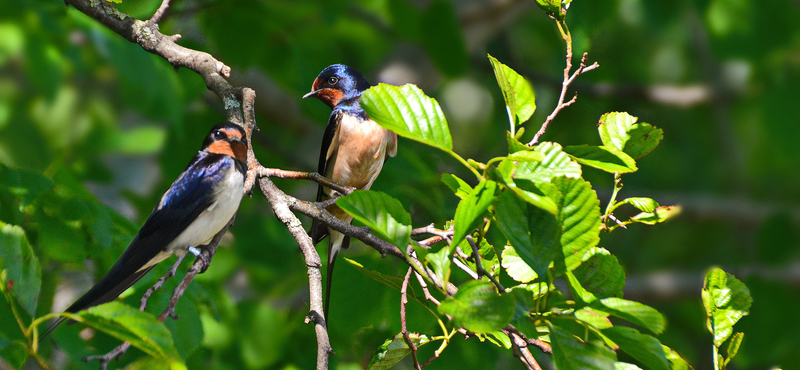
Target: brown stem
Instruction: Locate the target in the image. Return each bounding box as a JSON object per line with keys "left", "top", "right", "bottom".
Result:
{"left": 401, "top": 267, "right": 422, "bottom": 370}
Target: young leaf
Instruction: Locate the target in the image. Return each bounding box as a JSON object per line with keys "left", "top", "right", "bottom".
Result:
{"left": 662, "top": 345, "right": 693, "bottom": 370}
{"left": 548, "top": 323, "right": 617, "bottom": 370}
{"left": 361, "top": 83, "right": 453, "bottom": 152}
{"left": 515, "top": 142, "right": 582, "bottom": 183}
{"left": 624, "top": 122, "right": 663, "bottom": 160}
{"left": 507, "top": 131, "right": 531, "bottom": 154}
{"left": 337, "top": 190, "right": 412, "bottom": 248}
{"left": 630, "top": 205, "right": 681, "bottom": 225}
{"left": 592, "top": 297, "right": 666, "bottom": 335}
{"left": 452, "top": 179, "right": 498, "bottom": 244}
{"left": 76, "top": 302, "right": 183, "bottom": 364}
{"left": 368, "top": 333, "right": 431, "bottom": 370}
{"left": 425, "top": 246, "right": 452, "bottom": 287}
{"left": 0, "top": 223, "right": 41, "bottom": 315}
{"left": 344, "top": 258, "right": 405, "bottom": 292}
{"left": 438, "top": 281, "right": 515, "bottom": 333}
{"left": 553, "top": 177, "right": 602, "bottom": 273}
{"left": 573, "top": 248, "right": 626, "bottom": 299}
{"left": 565, "top": 269, "right": 597, "bottom": 306}
{"left": 494, "top": 190, "right": 561, "bottom": 278}
{"left": 725, "top": 332, "right": 744, "bottom": 363}
{"left": 441, "top": 173, "right": 472, "bottom": 199}
{"left": 602, "top": 326, "right": 670, "bottom": 370}
{"left": 564, "top": 145, "right": 637, "bottom": 173}
{"left": 623, "top": 197, "right": 659, "bottom": 213}
{"left": 493, "top": 160, "right": 558, "bottom": 214}
{"left": 702, "top": 268, "right": 752, "bottom": 347}
{"left": 488, "top": 54, "right": 536, "bottom": 126}
{"left": 501, "top": 245, "right": 537, "bottom": 283}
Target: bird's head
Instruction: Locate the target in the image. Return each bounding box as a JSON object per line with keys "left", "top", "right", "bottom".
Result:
{"left": 303, "top": 64, "right": 371, "bottom": 108}
{"left": 203, "top": 122, "right": 248, "bottom": 163}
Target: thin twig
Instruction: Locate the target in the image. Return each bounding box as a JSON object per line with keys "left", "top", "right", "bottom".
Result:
{"left": 140, "top": 254, "right": 186, "bottom": 311}
{"left": 466, "top": 236, "right": 504, "bottom": 291}
{"left": 148, "top": 0, "right": 171, "bottom": 23}
{"left": 401, "top": 267, "right": 422, "bottom": 370}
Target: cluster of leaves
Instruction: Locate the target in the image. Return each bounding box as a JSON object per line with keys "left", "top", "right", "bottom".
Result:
{"left": 702, "top": 268, "right": 752, "bottom": 370}
{"left": 330, "top": 50, "right": 687, "bottom": 369}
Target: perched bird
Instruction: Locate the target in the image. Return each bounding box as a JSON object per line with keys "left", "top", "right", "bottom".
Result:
{"left": 45, "top": 122, "right": 248, "bottom": 336}
{"left": 303, "top": 64, "right": 398, "bottom": 320}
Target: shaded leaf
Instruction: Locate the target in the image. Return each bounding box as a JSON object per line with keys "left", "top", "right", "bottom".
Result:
{"left": 493, "top": 160, "right": 558, "bottom": 214}
{"left": 441, "top": 173, "right": 472, "bottom": 199}
{"left": 602, "top": 326, "right": 670, "bottom": 370}
{"left": 337, "top": 190, "right": 412, "bottom": 248}
{"left": 592, "top": 298, "right": 666, "bottom": 335}
{"left": 725, "top": 332, "right": 744, "bottom": 363}
{"left": 489, "top": 54, "right": 536, "bottom": 125}
{"left": 361, "top": 83, "right": 452, "bottom": 152}
{"left": 573, "top": 248, "right": 625, "bottom": 299}
{"left": 0, "top": 340, "right": 27, "bottom": 370}
{"left": 344, "top": 257, "right": 404, "bottom": 292}
{"left": 494, "top": 190, "right": 560, "bottom": 277}
{"left": 549, "top": 323, "right": 616, "bottom": 370}
{"left": 425, "top": 246, "right": 452, "bottom": 288}
{"left": 624, "top": 122, "right": 663, "bottom": 160}
{"left": 438, "top": 281, "right": 514, "bottom": 333}
{"left": 452, "top": 179, "right": 498, "bottom": 244}
{"left": 0, "top": 223, "right": 41, "bottom": 315}
{"left": 630, "top": 206, "right": 681, "bottom": 225}
{"left": 420, "top": 0, "right": 467, "bottom": 76}
{"left": 368, "top": 333, "right": 431, "bottom": 370}
{"left": 702, "top": 268, "right": 752, "bottom": 346}
{"left": 564, "top": 145, "right": 637, "bottom": 173}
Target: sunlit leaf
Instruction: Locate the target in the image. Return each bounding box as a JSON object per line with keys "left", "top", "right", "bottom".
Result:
{"left": 615, "top": 362, "right": 643, "bottom": 370}
{"left": 592, "top": 298, "right": 666, "bottom": 335}
{"left": 564, "top": 145, "right": 637, "bottom": 173}
{"left": 361, "top": 83, "right": 453, "bottom": 152}
{"left": 630, "top": 206, "right": 681, "bottom": 225}
{"left": 507, "top": 131, "right": 531, "bottom": 154}
{"left": 515, "top": 142, "right": 581, "bottom": 183}
{"left": 702, "top": 268, "right": 752, "bottom": 346}
{"left": 337, "top": 190, "right": 412, "bottom": 248}
{"left": 452, "top": 179, "right": 498, "bottom": 244}
{"left": 438, "top": 281, "right": 514, "bottom": 333}
{"left": 368, "top": 333, "right": 431, "bottom": 370}
{"left": 425, "top": 246, "right": 452, "bottom": 287}
{"left": 624, "top": 122, "right": 663, "bottom": 160}
{"left": 76, "top": 302, "right": 182, "bottom": 363}
{"left": 0, "top": 223, "right": 41, "bottom": 315}
{"left": 501, "top": 245, "right": 537, "bottom": 283}
{"left": 602, "top": 326, "right": 670, "bottom": 370}
{"left": 597, "top": 112, "right": 662, "bottom": 160}
{"left": 725, "top": 332, "right": 744, "bottom": 363}
{"left": 488, "top": 54, "right": 536, "bottom": 126}
{"left": 565, "top": 269, "right": 597, "bottom": 306}
{"left": 663, "top": 345, "right": 693, "bottom": 370}
{"left": 553, "top": 177, "right": 602, "bottom": 273}
{"left": 575, "top": 308, "right": 612, "bottom": 330}
{"left": 493, "top": 160, "right": 558, "bottom": 214}
{"left": 549, "top": 323, "right": 616, "bottom": 370}
{"left": 623, "top": 197, "right": 659, "bottom": 213}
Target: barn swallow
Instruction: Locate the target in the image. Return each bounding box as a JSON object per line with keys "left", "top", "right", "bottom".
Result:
{"left": 303, "top": 64, "right": 398, "bottom": 320}
{"left": 45, "top": 122, "right": 248, "bottom": 336}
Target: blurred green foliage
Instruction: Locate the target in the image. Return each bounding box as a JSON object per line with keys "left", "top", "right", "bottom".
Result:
{"left": 1, "top": 0, "right": 799, "bottom": 369}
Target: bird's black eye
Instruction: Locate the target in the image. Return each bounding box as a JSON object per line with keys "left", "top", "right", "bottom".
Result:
{"left": 213, "top": 129, "right": 225, "bottom": 139}
{"left": 327, "top": 76, "right": 339, "bottom": 85}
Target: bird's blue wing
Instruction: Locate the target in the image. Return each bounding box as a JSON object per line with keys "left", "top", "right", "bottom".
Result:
{"left": 310, "top": 110, "right": 343, "bottom": 244}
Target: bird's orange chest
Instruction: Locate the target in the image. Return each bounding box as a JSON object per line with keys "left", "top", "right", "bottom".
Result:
{"left": 328, "top": 115, "right": 390, "bottom": 190}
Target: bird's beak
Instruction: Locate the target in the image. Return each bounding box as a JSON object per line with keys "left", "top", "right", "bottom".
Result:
{"left": 303, "top": 89, "right": 321, "bottom": 99}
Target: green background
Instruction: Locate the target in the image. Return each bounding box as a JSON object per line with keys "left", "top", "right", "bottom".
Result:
{"left": 0, "top": 0, "right": 798, "bottom": 369}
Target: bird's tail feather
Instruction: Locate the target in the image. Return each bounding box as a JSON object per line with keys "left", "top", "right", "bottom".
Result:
{"left": 324, "top": 231, "right": 350, "bottom": 322}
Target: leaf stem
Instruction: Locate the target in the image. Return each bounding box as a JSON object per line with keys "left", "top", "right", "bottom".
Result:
{"left": 603, "top": 172, "right": 623, "bottom": 228}
{"left": 448, "top": 151, "right": 483, "bottom": 180}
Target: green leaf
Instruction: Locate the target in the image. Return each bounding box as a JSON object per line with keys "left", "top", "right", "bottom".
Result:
{"left": 565, "top": 269, "right": 597, "bottom": 306}
{"left": 0, "top": 340, "right": 27, "bottom": 370}
{"left": 453, "top": 179, "right": 498, "bottom": 244}
{"left": 76, "top": 302, "right": 182, "bottom": 363}
{"left": 573, "top": 248, "right": 626, "bottom": 299}
{"left": 494, "top": 190, "right": 561, "bottom": 277}
{"left": 438, "top": 281, "right": 514, "bottom": 333}
{"left": 488, "top": 54, "right": 536, "bottom": 126}
{"left": 515, "top": 142, "right": 582, "bottom": 183}
{"left": 535, "top": 0, "right": 564, "bottom": 20}
{"left": 592, "top": 297, "right": 666, "bottom": 335}
{"left": 0, "top": 165, "right": 54, "bottom": 207}
{"left": 507, "top": 131, "right": 531, "bottom": 154}
{"left": 441, "top": 173, "right": 472, "bottom": 199}
{"left": 361, "top": 83, "right": 453, "bottom": 152}
{"left": 0, "top": 223, "right": 41, "bottom": 315}
{"left": 344, "top": 258, "right": 405, "bottom": 292}
{"left": 549, "top": 323, "right": 617, "bottom": 370}
{"left": 624, "top": 122, "right": 663, "bottom": 160}
{"left": 597, "top": 112, "right": 663, "bottom": 160}
{"left": 725, "top": 332, "right": 744, "bottom": 362}
{"left": 122, "top": 356, "right": 187, "bottom": 370}
{"left": 493, "top": 160, "right": 558, "bottom": 214}
{"left": 615, "top": 363, "right": 644, "bottom": 370}
{"left": 702, "top": 268, "right": 752, "bottom": 346}
{"left": 662, "top": 345, "right": 693, "bottom": 370}
{"left": 501, "top": 245, "right": 537, "bottom": 283}
{"left": 564, "top": 145, "right": 637, "bottom": 173}
{"left": 337, "top": 190, "right": 412, "bottom": 248}
{"left": 623, "top": 197, "right": 660, "bottom": 213}
{"left": 602, "top": 326, "right": 670, "bottom": 370}
{"left": 553, "top": 177, "right": 602, "bottom": 273}
{"left": 630, "top": 206, "right": 681, "bottom": 225}
{"left": 575, "top": 308, "right": 612, "bottom": 330}
{"left": 368, "top": 333, "right": 431, "bottom": 370}
{"left": 425, "top": 247, "right": 452, "bottom": 287}
{"left": 106, "top": 125, "right": 167, "bottom": 154}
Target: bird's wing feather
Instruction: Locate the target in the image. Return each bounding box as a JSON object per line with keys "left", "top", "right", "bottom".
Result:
{"left": 64, "top": 153, "right": 231, "bottom": 314}
{"left": 310, "top": 110, "right": 343, "bottom": 244}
